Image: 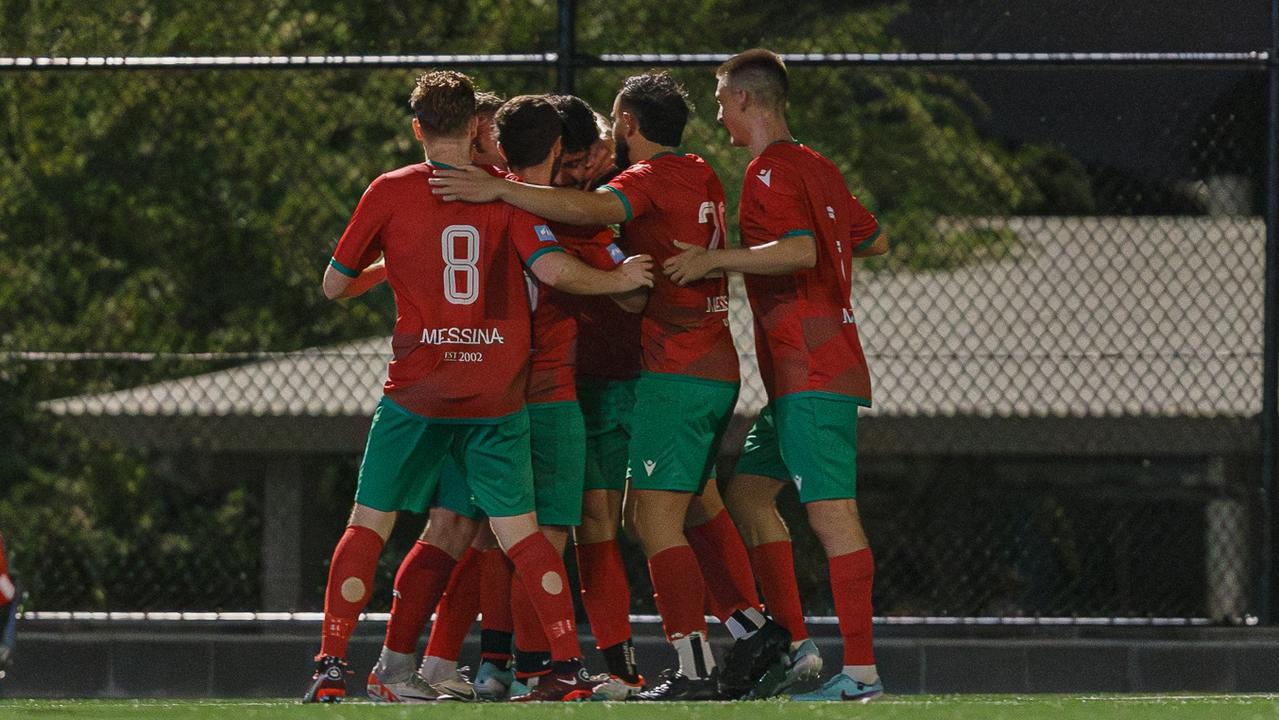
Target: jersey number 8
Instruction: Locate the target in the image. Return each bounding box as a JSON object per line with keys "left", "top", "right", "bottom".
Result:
{"left": 442, "top": 224, "right": 480, "bottom": 305}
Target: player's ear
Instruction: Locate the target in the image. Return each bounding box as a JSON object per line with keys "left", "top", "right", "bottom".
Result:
{"left": 622, "top": 111, "right": 639, "bottom": 139}
{"left": 412, "top": 117, "right": 425, "bottom": 142}
{"left": 468, "top": 115, "right": 479, "bottom": 139}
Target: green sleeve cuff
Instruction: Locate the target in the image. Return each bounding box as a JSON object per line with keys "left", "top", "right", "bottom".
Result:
{"left": 780, "top": 229, "right": 815, "bottom": 239}
{"left": 526, "top": 244, "right": 566, "bottom": 268}
{"left": 329, "top": 257, "right": 360, "bottom": 278}
{"left": 852, "top": 226, "right": 882, "bottom": 253}
{"left": 602, "top": 185, "right": 634, "bottom": 222}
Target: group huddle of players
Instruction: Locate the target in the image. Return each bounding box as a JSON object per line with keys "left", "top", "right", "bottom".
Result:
{"left": 307, "top": 47, "right": 889, "bottom": 704}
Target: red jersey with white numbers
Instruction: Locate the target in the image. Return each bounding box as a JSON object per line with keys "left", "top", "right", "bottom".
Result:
{"left": 604, "top": 153, "right": 738, "bottom": 383}
{"left": 569, "top": 230, "right": 642, "bottom": 382}
{"left": 739, "top": 142, "right": 880, "bottom": 404}
{"left": 331, "top": 162, "right": 564, "bottom": 419}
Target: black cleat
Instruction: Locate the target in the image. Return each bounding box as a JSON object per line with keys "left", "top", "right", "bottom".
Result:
{"left": 635, "top": 668, "right": 723, "bottom": 701}
{"left": 718, "top": 618, "right": 791, "bottom": 699}
{"left": 302, "top": 655, "right": 351, "bottom": 703}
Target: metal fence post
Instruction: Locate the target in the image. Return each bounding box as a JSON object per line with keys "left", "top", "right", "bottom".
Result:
{"left": 557, "top": 0, "right": 577, "bottom": 94}
{"left": 1262, "top": 0, "right": 1279, "bottom": 625}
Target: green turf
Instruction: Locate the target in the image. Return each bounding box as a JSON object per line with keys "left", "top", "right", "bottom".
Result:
{"left": 2, "top": 696, "right": 1279, "bottom": 720}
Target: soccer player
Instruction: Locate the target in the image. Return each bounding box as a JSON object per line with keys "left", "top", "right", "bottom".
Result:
{"left": 305, "top": 70, "right": 652, "bottom": 704}
{"left": 663, "top": 48, "right": 890, "bottom": 702}
{"left": 471, "top": 90, "right": 506, "bottom": 167}
{"left": 545, "top": 93, "right": 645, "bottom": 698}
{"left": 431, "top": 71, "right": 790, "bottom": 701}
{"left": 0, "top": 531, "right": 16, "bottom": 680}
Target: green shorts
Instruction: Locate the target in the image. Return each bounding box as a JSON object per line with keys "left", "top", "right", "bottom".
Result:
{"left": 428, "top": 401, "right": 586, "bottom": 526}
{"left": 528, "top": 401, "right": 587, "bottom": 526}
{"left": 432, "top": 458, "right": 482, "bottom": 520}
{"left": 627, "top": 372, "right": 739, "bottom": 494}
{"left": 734, "top": 392, "right": 863, "bottom": 503}
{"left": 578, "top": 378, "right": 636, "bottom": 493}
{"left": 356, "top": 397, "right": 534, "bottom": 518}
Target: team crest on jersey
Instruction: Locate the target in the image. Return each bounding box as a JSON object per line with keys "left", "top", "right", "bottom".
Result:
{"left": 606, "top": 243, "right": 626, "bottom": 263}
{"left": 756, "top": 168, "right": 773, "bottom": 187}
{"left": 534, "top": 224, "right": 558, "bottom": 243}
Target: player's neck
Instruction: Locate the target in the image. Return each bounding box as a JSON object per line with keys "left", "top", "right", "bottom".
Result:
{"left": 748, "top": 114, "right": 793, "bottom": 157}
{"left": 629, "top": 138, "right": 673, "bottom": 163}
{"left": 422, "top": 137, "right": 472, "bottom": 169}
{"left": 508, "top": 161, "right": 552, "bottom": 186}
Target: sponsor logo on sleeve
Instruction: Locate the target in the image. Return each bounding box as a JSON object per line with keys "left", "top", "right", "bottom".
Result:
{"left": 534, "top": 224, "right": 558, "bottom": 243}
{"left": 606, "top": 243, "right": 626, "bottom": 263}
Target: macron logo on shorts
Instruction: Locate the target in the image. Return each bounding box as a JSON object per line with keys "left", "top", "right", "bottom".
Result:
{"left": 757, "top": 168, "right": 772, "bottom": 187}
{"left": 643, "top": 459, "right": 657, "bottom": 476}
{"left": 793, "top": 475, "right": 803, "bottom": 491}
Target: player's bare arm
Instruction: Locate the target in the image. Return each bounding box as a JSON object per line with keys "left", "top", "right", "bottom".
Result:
{"left": 852, "top": 230, "right": 889, "bottom": 258}
{"left": 610, "top": 286, "right": 649, "bottom": 313}
{"left": 664, "top": 233, "right": 816, "bottom": 286}
{"left": 530, "top": 250, "right": 654, "bottom": 295}
{"left": 322, "top": 257, "right": 387, "bottom": 300}
{"left": 430, "top": 166, "right": 629, "bottom": 226}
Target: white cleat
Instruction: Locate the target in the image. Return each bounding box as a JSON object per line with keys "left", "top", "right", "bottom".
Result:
{"left": 417, "top": 657, "right": 479, "bottom": 701}
{"left": 367, "top": 670, "right": 454, "bottom": 703}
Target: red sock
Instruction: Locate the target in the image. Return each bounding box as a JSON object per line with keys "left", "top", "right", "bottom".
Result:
{"left": 384, "top": 541, "right": 457, "bottom": 654}
{"left": 506, "top": 533, "right": 581, "bottom": 661}
{"left": 749, "top": 541, "right": 808, "bottom": 642}
{"left": 829, "top": 548, "right": 875, "bottom": 665}
{"left": 480, "top": 548, "right": 514, "bottom": 635}
{"left": 685, "top": 510, "right": 762, "bottom": 620}
{"left": 0, "top": 532, "right": 12, "bottom": 604}
{"left": 511, "top": 573, "right": 552, "bottom": 653}
{"left": 423, "top": 547, "right": 482, "bottom": 661}
{"left": 647, "top": 545, "right": 710, "bottom": 641}
{"left": 576, "top": 539, "right": 633, "bottom": 649}
{"left": 320, "top": 525, "right": 384, "bottom": 658}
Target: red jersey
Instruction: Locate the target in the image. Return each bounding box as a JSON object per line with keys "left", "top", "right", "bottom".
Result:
{"left": 569, "top": 230, "right": 642, "bottom": 382}
{"left": 739, "top": 142, "right": 880, "bottom": 404}
{"left": 330, "top": 162, "right": 564, "bottom": 419}
{"left": 603, "top": 153, "right": 738, "bottom": 383}
{"left": 525, "top": 222, "right": 625, "bottom": 402}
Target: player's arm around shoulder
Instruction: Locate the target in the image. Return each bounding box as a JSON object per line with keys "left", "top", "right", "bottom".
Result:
{"left": 431, "top": 165, "right": 629, "bottom": 227}
{"left": 529, "top": 248, "right": 654, "bottom": 296}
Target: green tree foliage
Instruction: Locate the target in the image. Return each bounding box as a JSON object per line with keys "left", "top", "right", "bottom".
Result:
{"left": 0, "top": 0, "right": 1091, "bottom": 609}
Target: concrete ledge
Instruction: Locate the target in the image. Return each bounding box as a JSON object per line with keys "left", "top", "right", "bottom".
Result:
{"left": 4, "top": 621, "right": 1279, "bottom": 697}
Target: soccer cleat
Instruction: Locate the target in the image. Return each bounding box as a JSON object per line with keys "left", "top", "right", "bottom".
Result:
{"left": 419, "top": 665, "right": 479, "bottom": 701}
{"left": 634, "top": 668, "right": 722, "bottom": 701}
{"left": 508, "top": 678, "right": 532, "bottom": 697}
{"left": 785, "top": 639, "right": 824, "bottom": 688}
{"left": 791, "top": 673, "right": 884, "bottom": 702}
{"left": 510, "top": 663, "right": 605, "bottom": 702}
{"left": 473, "top": 660, "right": 515, "bottom": 701}
{"left": 302, "top": 655, "right": 350, "bottom": 703}
{"left": 718, "top": 617, "right": 791, "bottom": 699}
{"left": 590, "top": 673, "right": 646, "bottom": 701}
{"left": 367, "top": 668, "right": 456, "bottom": 703}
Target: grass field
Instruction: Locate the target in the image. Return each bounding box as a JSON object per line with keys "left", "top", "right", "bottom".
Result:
{"left": 3, "top": 696, "right": 1279, "bottom": 720}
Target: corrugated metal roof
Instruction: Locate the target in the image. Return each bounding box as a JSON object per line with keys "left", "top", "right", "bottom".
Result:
{"left": 44, "top": 216, "right": 1264, "bottom": 424}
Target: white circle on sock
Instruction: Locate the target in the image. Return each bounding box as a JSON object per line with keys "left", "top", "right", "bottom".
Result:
{"left": 340, "top": 577, "right": 366, "bottom": 603}
{"left": 541, "top": 571, "right": 564, "bottom": 595}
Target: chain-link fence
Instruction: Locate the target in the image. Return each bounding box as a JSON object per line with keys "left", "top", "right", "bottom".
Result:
{"left": 1, "top": 3, "right": 1273, "bottom": 623}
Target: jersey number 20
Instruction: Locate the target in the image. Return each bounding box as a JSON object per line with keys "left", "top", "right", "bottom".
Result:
{"left": 442, "top": 224, "right": 480, "bottom": 305}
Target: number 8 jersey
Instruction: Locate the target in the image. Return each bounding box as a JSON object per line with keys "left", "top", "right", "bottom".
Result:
{"left": 330, "top": 162, "right": 564, "bottom": 420}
